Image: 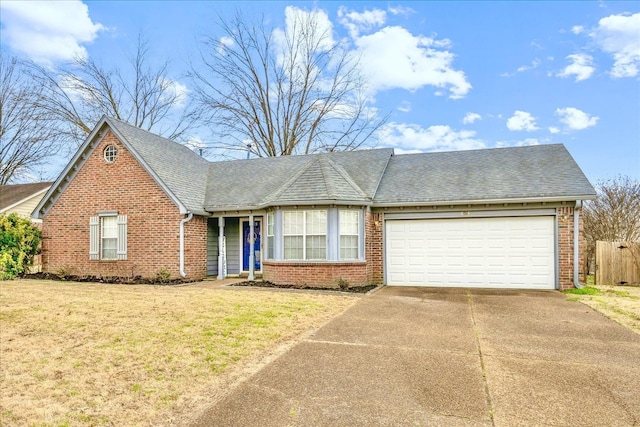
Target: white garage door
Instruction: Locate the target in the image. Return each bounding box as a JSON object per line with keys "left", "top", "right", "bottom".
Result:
{"left": 385, "top": 216, "right": 555, "bottom": 289}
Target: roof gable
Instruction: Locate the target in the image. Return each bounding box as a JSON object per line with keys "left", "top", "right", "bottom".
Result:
{"left": 107, "top": 118, "right": 210, "bottom": 215}
{"left": 203, "top": 149, "right": 393, "bottom": 211}
{"left": 262, "top": 155, "right": 369, "bottom": 205}
{"left": 34, "top": 116, "right": 209, "bottom": 218}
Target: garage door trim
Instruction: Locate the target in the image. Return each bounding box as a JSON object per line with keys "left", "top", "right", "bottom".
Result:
{"left": 383, "top": 211, "right": 558, "bottom": 289}
{"left": 384, "top": 208, "right": 556, "bottom": 221}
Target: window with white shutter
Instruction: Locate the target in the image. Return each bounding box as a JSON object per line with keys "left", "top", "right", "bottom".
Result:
{"left": 89, "top": 213, "right": 127, "bottom": 260}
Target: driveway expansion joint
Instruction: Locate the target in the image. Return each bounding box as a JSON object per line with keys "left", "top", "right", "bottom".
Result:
{"left": 467, "top": 290, "right": 496, "bottom": 427}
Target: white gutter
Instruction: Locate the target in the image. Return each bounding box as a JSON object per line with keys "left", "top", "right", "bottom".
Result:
{"left": 180, "top": 212, "right": 193, "bottom": 278}
{"left": 372, "top": 195, "right": 597, "bottom": 208}
{"left": 573, "top": 200, "right": 584, "bottom": 289}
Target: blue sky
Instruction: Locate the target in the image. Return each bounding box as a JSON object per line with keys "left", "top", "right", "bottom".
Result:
{"left": 1, "top": 1, "right": 639, "bottom": 184}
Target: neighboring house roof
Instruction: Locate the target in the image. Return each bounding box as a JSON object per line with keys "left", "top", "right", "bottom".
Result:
{"left": 373, "top": 144, "right": 596, "bottom": 206}
{"left": 34, "top": 116, "right": 596, "bottom": 219}
{"left": 1, "top": 182, "right": 53, "bottom": 214}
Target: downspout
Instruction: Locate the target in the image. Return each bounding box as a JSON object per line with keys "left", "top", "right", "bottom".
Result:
{"left": 573, "top": 200, "right": 584, "bottom": 289}
{"left": 180, "top": 212, "right": 194, "bottom": 278}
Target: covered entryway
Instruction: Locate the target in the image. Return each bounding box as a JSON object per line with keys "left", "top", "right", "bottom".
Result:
{"left": 385, "top": 215, "right": 555, "bottom": 289}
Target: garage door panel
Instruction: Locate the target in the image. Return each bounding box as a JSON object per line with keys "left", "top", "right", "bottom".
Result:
{"left": 385, "top": 216, "right": 555, "bottom": 289}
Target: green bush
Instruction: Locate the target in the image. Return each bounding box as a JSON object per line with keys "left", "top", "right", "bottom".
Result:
{"left": 0, "top": 213, "right": 42, "bottom": 280}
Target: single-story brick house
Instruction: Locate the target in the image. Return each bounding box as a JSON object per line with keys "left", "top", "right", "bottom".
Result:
{"left": 33, "top": 116, "right": 596, "bottom": 289}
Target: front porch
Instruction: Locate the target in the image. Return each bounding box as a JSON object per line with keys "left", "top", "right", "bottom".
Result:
{"left": 207, "top": 215, "right": 264, "bottom": 280}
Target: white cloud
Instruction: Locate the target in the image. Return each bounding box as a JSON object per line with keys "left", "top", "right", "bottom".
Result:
{"left": 273, "top": 6, "right": 335, "bottom": 59}
{"left": 217, "top": 36, "right": 234, "bottom": 54}
{"left": 397, "top": 101, "right": 411, "bottom": 112}
{"left": 557, "top": 53, "right": 595, "bottom": 81}
{"left": 354, "top": 26, "right": 471, "bottom": 99}
{"left": 591, "top": 12, "right": 640, "bottom": 78}
{"left": 462, "top": 112, "right": 482, "bottom": 124}
{"left": 387, "top": 6, "right": 415, "bottom": 17}
{"left": 184, "top": 136, "right": 207, "bottom": 152}
{"left": 506, "top": 111, "right": 539, "bottom": 132}
{"left": 0, "top": 0, "right": 104, "bottom": 64}
{"left": 556, "top": 107, "right": 599, "bottom": 130}
{"left": 501, "top": 59, "right": 541, "bottom": 77}
{"left": 571, "top": 25, "right": 585, "bottom": 35}
{"left": 338, "top": 6, "right": 387, "bottom": 38}
{"left": 495, "top": 138, "right": 543, "bottom": 148}
{"left": 517, "top": 59, "right": 541, "bottom": 73}
{"left": 548, "top": 126, "right": 560, "bottom": 134}
{"left": 160, "top": 78, "right": 190, "bottom": 108}
{"left": 377, "top": 122, "right": 486, "bottom": 151}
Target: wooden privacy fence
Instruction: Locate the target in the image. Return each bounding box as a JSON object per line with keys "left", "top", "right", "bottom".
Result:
{"left": 596, "top": 241, "right": 640, "bottom": 285}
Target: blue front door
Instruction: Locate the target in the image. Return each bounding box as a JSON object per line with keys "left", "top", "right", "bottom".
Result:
{"left": 242, "top": 220, "right": 261, "bottom": 271}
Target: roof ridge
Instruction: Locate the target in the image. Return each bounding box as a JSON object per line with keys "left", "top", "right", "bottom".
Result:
{"left": 321, "top": 155, "right": 368, "bottom": 199}
{"left": 318, "top": 156, "right": 336, "bottom": 198}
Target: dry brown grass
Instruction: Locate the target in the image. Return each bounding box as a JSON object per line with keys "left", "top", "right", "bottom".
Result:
{"left": 572, "top": 284, "right": 640, "bottom": 334}
{"left": 0, "top": 280, "right": 358, "bottom": 426}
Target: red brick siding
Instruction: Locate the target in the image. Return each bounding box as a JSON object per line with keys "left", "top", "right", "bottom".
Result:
{"left": 557, "top": 206, "right": 584, "bottom": 290}
{"left": 261, "top": 210, "right": 384, "bottom": 287}
{"left": 366, "top": 211, "right": 384, "bottom": 285}
{"left": 41, "top": 130, "right": 207, "bottom": 280}
{"left": 262, "top": 261, "right": 368, "bottom": 287}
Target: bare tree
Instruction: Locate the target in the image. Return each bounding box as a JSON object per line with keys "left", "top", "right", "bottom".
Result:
{"left": 0, "top": 53, "right": 63, "bottom": 184}
{"left": 27, "top": 37, "right": 197, "bottom": 148}
{"left": 583, "top": 176, "right": 640, "bottom": 275}
{"left": 190, "top": 10, "right": 385, "bottom": 157}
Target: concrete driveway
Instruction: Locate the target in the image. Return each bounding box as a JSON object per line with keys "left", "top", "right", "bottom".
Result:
{"left": 190, "top": 286, "right": 640, "bottom": 426}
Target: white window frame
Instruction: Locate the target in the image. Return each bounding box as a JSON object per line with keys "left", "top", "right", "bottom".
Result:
{"left": 90, "top": 213, "right": 127, "bottom": 261}
{"left": 283, "top": 210, "right": 327, "bottom": 260}
{"left": 339, "top": 210, "right": 360, "bottom": 260}
{"left": 101, "top": 216, "right": 118, "bottom": 260}
{"left": 266, "top": 212, "right": 275, "bottom": 260}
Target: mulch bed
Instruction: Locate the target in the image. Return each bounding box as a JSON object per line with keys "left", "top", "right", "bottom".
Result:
{"left": 231, "top": 280, "right": 377, "bottom": 293}
{"left": 23, "top": 272, "right": 197, "bottom": 285}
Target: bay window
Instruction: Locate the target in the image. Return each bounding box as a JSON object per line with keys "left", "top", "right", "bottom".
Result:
{"left": 283, "top": 210, "right": 327, "bottom": 260}
{"left": 339, "top": 210, "right": 359, "bottom": 260}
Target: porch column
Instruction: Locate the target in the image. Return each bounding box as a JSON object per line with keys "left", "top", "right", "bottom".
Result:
{"left": 217, "top": 217, "right": 226, "bottom": 280}
{"left": 248, "top": 214, "right": 255, "bottom": 280}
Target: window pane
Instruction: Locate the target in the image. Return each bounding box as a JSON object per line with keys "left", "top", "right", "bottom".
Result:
{"left": 283, "top": 211, "right": 303, "bottom": 235}
{"left": 102, "top": 238, "right": 117, "bottom": 260}
{"left": 267, "top": 212, "right": 274, "bottom": 236}
{"left": 102, "top": 216, "right": 117, "bottom": 238}
{"left": 306, "top": 235, "right": 326, "bottom": 260}
{"left": 284, "top": 236, "right": 303, "bottom": 260}
{"left": 340, "top": 210, "right": 359, "bottom": 235}
{"left": 340, "top": 235, "right": 358, "bottom": 260}
{"left": 267, "top": 236, "right": 274, "bottom": 259}
{"left": 306, "top": 210, "right": 327, "bottom": 235}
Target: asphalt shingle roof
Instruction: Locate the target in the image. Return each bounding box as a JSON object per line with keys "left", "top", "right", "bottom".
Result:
{"left": 45, "top": 117, "right": 594, "bottom": 216}
{"left": 204, "top": 149, "right": 392, "bottom": 211}
{"left": 0, "top": 182, "right": 53, "bottom": 211}
{"left": 107, "top": 117, "right": 211, "bottom": 215}
{"left": 373, "top": 144, "right": 596, "bottom": 205}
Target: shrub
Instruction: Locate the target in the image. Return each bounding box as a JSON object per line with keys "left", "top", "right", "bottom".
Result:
{"left": 0, "top": 213, "right": 42, "bottom": 280}
{"left": 154, "top": 268, "right": 172, "bottom": 283}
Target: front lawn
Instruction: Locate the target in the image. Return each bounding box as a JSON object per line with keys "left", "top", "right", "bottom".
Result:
{"left": 0, "top": 280, "right": 357, "bottom": 426}
{"left": 566, "top": 284, "right": 640, "bottom": 334}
